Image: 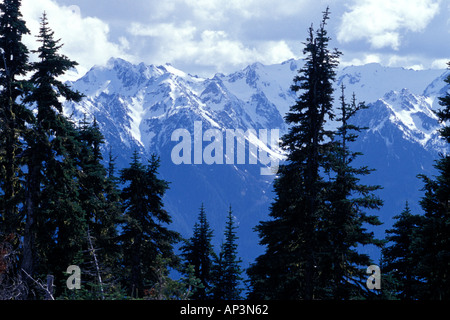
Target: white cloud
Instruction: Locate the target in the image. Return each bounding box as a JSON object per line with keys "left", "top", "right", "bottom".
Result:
{"left": 18, "top": 0, "right": 331, "bottom": 77}
{"left": 341, "top": 54, "right": 381, "bottom": 67}
{"left": 341, "top": 52, "right": 449, "bottom": 71}
{"left": 256, "top": 41, "right": 296, "bottom": 65}
{"left": 128, "top": 22, "right": 196, "bottom": 39}
{"left": 371, "top": 32, "right": 400, "bottom": 50}
{"left": 21, "top": 0, "right": 131, "bottom": 78}
{"left": 184, "top": 0, "right": 311, "bottom": 21}
{"left": 338, "top": 0, "right": 441, "bottom": 50}
{"left": 431, "top": 59, "right": 449, "bottom": 69}
{"left": 195, "top": 30, "right": 257, "bottom": 68}
{"left": 14, "top": 0, "right": 446, "bottom": 79}
{"left": 127, "top": 22, "right": 296, "bottom": 75}
{"left": 387, "top": 55, "right": 427, "bottom": 70}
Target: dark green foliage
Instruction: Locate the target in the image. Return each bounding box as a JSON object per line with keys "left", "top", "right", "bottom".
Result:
{"left": 0, "top": 0, "right": 29, "bottom": 77}
{"left": 21, "top": 12, "right": 84, "bottom": 283}
{"left": 74, "top": 117, "right": 123, "bottom": 297}
{"left": 257, "top": 9, "right": 339, "bottom": 300}
{"left": 248, "top": 9, "right": 340, "bottom": 300}
{"left": 211, "top": 206, "right": 243, "bottom": 300}
{"left": 247, "top": 9, "right": 382, "bottom": 300}
{"left": 3, "top": 0, "right": 450, "bottom": 301}
{"left": 119, "top": 151, "right": 180, "bottom": 298}
{"left": 382, "top": 202, "right": 422, "bottom": 300}
{"left": 0, "top": 3, "right": 188, "bottom": 300}
{"left": 34, "top": 116, "right": 85, "bottom": 281}
{"left": 414, "top": 63, "right": 450, "bottom": 300}
{"left": 180, "top": 203, "right": 215, "bottom": 300}
{"left": 0, "top": 2, "right": 32, "bottom": 298}
{"left": 322, "top": 86, "right": 383, "bottom": 299}
{"left": 0, "top": 0, "right": 32, "bottom": 238}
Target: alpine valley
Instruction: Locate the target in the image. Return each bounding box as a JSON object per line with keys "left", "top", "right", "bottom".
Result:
{"left": 64, "top": 58, "right": 449, "bottom": 267}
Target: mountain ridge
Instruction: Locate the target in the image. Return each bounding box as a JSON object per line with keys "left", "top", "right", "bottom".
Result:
{"left": 64, "top": 57, "right": 449, "bottom": 264}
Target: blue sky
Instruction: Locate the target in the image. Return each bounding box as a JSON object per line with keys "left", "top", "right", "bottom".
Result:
{"left": 21, "top": 0, "right": 450, "bottom": 78}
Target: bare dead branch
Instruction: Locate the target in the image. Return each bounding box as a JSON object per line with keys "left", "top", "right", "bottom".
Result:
{"left": 21, "top": 269, "right": 54, "bottom": 300}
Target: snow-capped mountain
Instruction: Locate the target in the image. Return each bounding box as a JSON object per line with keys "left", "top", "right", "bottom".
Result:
{"left": 64, "top": 57, "right": 449, "bottom": 264}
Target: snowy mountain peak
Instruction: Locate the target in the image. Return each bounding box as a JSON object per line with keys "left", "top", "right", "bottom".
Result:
{"left": 337, "top": 63, "right": 444, "bottom": 104}
{"left": 65, "top": 58, "right": 448, "bottom": 160}
{"left": 383, "top": 89, "right": 429, "bottom": 112}
{"left": 363, "top": 88, "right": 440, "bottom": 149}
{"left": 62, "top": 58, "right": 449, "bottom": 265}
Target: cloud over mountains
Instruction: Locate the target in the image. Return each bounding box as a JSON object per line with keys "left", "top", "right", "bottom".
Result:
{"left": 21, "top": 0, "right": 450, "bottom": 78}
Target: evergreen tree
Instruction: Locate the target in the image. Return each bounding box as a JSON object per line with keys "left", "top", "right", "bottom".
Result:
{"left": 119, "top": 151, "right": 180, "bottom": 298}
{"left": 181, "top": 203, "right": 215, "bottom": 300}
{"left": 211, "top": 249, "right": 225, "bottom": 300}
{"left": 247, "top": 8, "right": 341, "bottom": 300}
{"left": 247, "top": 9, "right": 382, "bottom": 300}
{"left": 21, "top": 12, "right": 84, "bottom": 283}
{"left": 211, "top": 206, "right": 243, "bottom": 300}
{"left": 382, "top": 202, "right": 422, "bottom": 300}
{"left": 415, "top": 62, "right": 450, "bottom": 300}
{"left": 322, "top": 86, "right": 383, "bottom": 299}
{"left": 35, "top": 115, "right": 85, "bottom": 294}
{"left": 0, "top": 0, "right": 32, "bottom": 238}
{"left": 76, "top": 117, "right": 122, "bottom": 296}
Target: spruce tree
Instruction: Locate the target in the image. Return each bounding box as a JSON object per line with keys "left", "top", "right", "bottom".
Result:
{"left": 247, "top": 8, "right": 341, "bottom": 300}
{"left": 322, "top": 86, "right": 383, "bottom": 299}
{"left": 77, "top": 117, "right": 122, "bottom": 295}
{"left": 382, "top": 202, "right": 422, "bottom": 300}
{"left": 181, "top": 203, "right": 215, "bottom": 300}
{"left": 21, "top": 12, "right": 84, "bottom": 282}
{"left": 211, "top": 249, "right": 225, "bottom": 300}
{"left": 415, "top": 62, "right": 450, "bottom": 300}
{"left": 119, "top": 151, "right": 180, "bottom": 298}
{"left": 247, "top": 9, "right": 383, "bottom": 300}
{"left": 35, "top": 115, "right": 85, "bottom": 294}
{"left": 211, "top": 206, "right": 243, "bottom": 300}
{"left": 0, "top": 0, "right": 32, "bottom": 238}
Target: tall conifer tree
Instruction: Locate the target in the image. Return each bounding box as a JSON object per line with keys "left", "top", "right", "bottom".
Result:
{"left": 248, "top": 9, "right": 382, "bottom": 300}
{"left": 211, "top": 206, "right": 243, "bottom": 300}
{"left": 382, "top": 202, "right": 422, "bottom": 300}
{"left": 120, "top": 151, "right": 180, "bottom": 298}
{"left": 22, "top": 12, "right": 83, "bottom": 280}
{"left": 0, "top": 0, "right": 32, "bottom": 238}
{"left": 77, "top": 117, "right": 122, "bottom": 293}
{"left": 247, "top": 8, "right": 340, "bottom": 300}
{"left": 321, "top": 86, "right": 383, "bottom": 299}
{"left": 415, "top": 62, "right": 450, "bottom": 300}
{"left": 181, "top": 203, "right": 215, "bottom": 300}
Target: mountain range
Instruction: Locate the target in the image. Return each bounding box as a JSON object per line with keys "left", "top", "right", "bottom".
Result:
{"left": 64, "top": 58, "right": 449, "bottom": 267}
